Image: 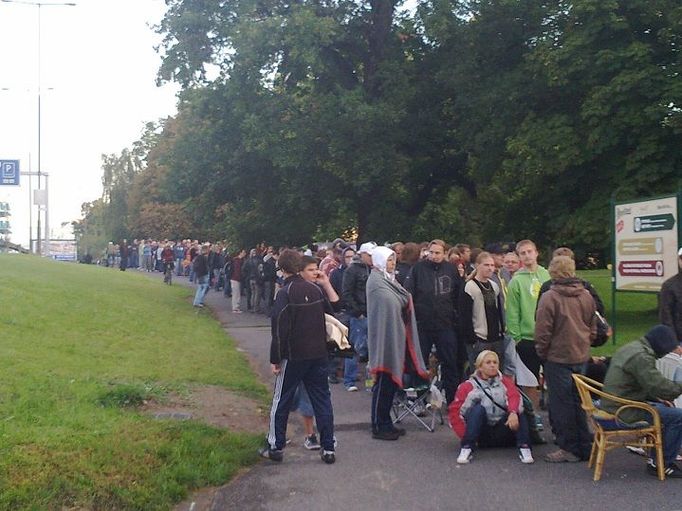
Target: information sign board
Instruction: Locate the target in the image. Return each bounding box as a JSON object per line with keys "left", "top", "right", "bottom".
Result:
{"left": 0, "top": 160, "right": 20, "bottom": 186}
{"left": 614, "top": 195, "right": 679, "bottom": 292}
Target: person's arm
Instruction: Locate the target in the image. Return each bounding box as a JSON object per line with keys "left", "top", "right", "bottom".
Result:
{"left": 342, "top": 267, "right": 361, "bottom": 317}
{"left": 458, "top": 283, "right": 475, "bottom": 345}
{"left": 628, "top": 355, "right": 682, "bottom": 402}
{"left": 659, "top": 282, "right": 676, "bottom": 328}
{"left": 534, "top": 293, "right": 554, "bottom": 361}
{"left": 270, "top": 287, "right": 291, "bottom": 369}
{"left": 584, "top": 280, "right": 605, "bottom": 315}
{"left": 505, "top": 279, "right": 521, "bottom": 341}
{"left": 448, "top": 381, "right": 473, "bottom": 440}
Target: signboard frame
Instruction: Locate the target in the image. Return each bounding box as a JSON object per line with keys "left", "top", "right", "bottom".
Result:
{"left": 610, "top": 192, "right": 682, "bottom": 343}
{"left": 0, "top": 160, "right": 20, "bottom": 186}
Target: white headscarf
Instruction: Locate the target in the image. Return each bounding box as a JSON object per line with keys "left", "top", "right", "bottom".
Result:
{"left": 371, "top": 246, "right": 396, "bottom": 281}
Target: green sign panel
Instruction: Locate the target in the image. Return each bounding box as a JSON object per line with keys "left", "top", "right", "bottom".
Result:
{"left": 633, "top": 213, "right": 675, "bottom": 232}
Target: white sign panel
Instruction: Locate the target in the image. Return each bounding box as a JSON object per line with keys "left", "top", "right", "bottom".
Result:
{"left": 614, "top": 195, "right": 679, "bottom": 292}
{"left": 49, "top": 239, "right": 77, "bottom": 262}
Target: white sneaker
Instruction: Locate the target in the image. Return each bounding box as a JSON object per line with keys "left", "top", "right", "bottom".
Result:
{"left": 346, "top": 385, "right": 358, "bottom": 392}
{"left": 457, "top": 447, "right": 472, "bottom": 464}
{"left": 519, "top": 447, "right": 534, "bottom": 464}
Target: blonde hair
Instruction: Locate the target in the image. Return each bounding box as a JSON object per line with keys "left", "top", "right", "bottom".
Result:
{"left": 549, "top": 255, "right": 576, "bottom": 279}
{"left": 475, "top": 350, "right": 499, "bottom": 369}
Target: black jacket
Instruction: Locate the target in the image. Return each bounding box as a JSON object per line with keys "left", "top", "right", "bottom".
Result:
{"left": 404, "top": 259, "right": 463, "bottom": 331}
{"left": 192, "top": 254, "right": 209, "bottom": 278}
{"left": 342, "top": 260, "right": 371, "bottom": 318}
{"left": 537, "top": 278, "right": 604, "bottom": 315}
{"left": 660, "top": 272, "right": 682, "bottom": 340}
{"left": 270, "top": 275, "right": 336, "bottom": 364}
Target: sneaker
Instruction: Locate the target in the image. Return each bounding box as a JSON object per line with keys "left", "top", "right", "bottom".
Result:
{"left": 535, "top": 414, "right": 544, "bottom": 431}
{"left": 346, "top": 385, "right": 358, "bottom": 392}
{"left": 544, "top": 449, "right": 580, "bottom": 463}
{"left": 232, "top": 309, "right": 242, "bottom": 314}
{"left": 320, "top": 450, "right": 336, "bottom": 464}
{"left": 457, "top": 447, "right": 473, "bottom": 464}
{"left": 258, "top": 446, "right": 283, "bottom": 462}
{"left": 519, "top": 447, "right": 535, "bottom": 464}
{"left": 626, "top": 445, "right": 647, "bottom": 457}
{"left": 647, "top": 461, "right": 682, "bottom": 478}
{"left": 303, "top": 434, "right": 321, "bottom": 450}
{"left": 372, "top": 430, "right": 401, "bottom": 441}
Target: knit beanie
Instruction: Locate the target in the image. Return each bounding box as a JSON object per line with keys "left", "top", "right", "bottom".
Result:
{"left": 644, "top": 324, "right": 679, "bottom": 358}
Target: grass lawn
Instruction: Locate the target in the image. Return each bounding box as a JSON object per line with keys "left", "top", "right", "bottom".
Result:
{"left": 0, "top": 255, "right": 267, "bottom": 510}
{"left": 577, "top": 269, "right": 659, "bottom": 356}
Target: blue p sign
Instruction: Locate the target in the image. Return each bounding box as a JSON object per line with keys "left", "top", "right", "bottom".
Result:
{"left": 0, "top": 160, "right": 20, "bottom": 186}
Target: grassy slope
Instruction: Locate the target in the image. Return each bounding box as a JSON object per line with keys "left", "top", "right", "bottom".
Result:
{"left": 0, "top": 255, "right": 267, "bottom": 510}
{"left": 577, "top": 269, "right": 659, "bottom": 356}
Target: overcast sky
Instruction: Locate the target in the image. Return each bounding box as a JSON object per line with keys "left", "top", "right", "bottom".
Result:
{"left": 0, "top": 0, "right": 179, "bottom": 247}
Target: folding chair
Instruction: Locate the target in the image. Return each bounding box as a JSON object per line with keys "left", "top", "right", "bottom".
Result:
{"left": 392, "top": 360, "right": 445, "bottom": 432}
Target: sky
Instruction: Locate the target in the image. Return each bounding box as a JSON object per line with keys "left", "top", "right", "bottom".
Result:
{"left": 0, "top": 0, "right": 179, "bottom": 248}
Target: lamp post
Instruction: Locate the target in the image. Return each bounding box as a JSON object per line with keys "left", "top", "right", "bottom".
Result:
{"left": 1, "top": 0, "right": 76, "bottom": 255}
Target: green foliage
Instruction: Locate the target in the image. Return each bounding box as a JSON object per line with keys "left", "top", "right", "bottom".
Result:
{"left": 0, "top": 255, "right": 266, "bottom": 509}
{"left": 84, "top": 0, "right": 681, "bottom": 252}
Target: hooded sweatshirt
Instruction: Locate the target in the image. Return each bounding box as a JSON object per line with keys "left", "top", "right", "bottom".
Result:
{"left": 534, "top": 278, "right": 595, "bottom": 364}
{"left": 505, "top": 265, "right": 550, "bottom": 342}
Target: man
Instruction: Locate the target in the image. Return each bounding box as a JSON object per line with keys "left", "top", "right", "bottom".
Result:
{"left": 502, "top": 250, "right": 520, "bottom": 283}
{"left": 505, "top": 239, "right": 550, "bottom": 405}
{"left": 603, "top": 325, "right": 682, "bottom": 477}
{"left": 455, "top": 243, "right": 474, "bottom": 275}
{"left": 230, "top": 249, "right": 245, "bottom": 313}
{"left": 260, "top": 249, "right": 339, "bottom": 464}
{"left": 192, "top": 244, "right": 210, "bottom": 308}
{"left": 660, "top": 248, "right": 682, "bottom": 341}
{"left": 405, "top": 239, "right": 464, "bottom": 403}
{"left": 341, "top": 242, "right": 376, "bottom": 392}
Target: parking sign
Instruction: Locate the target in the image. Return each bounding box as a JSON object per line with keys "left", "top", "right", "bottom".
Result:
{"left": 0, "top": 160, "right": 20, "bottom": 186}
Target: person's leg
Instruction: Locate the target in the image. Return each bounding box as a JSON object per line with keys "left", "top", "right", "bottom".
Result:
{"left": 515, "top": 411, "right": 532, "bottom": 447}
{"left": 516, "top": 339, "right": 541, "bottom": 408}
{"left": 343, "top": 356, "right": 358, "bottom": 389}
{"left": 418, "top": 328, "right": 433, "bottom": 374}
{"left": 371, "top": 371, "right": 398, "bottom": 434}
{"left": 224, "top": 278, "right": 232, "bottom": 298}
{"left": 544, "top": 361, "right": 590, "bottom": 459}
{"left": 266, "top": 359, "right": 301, "bottom": 451}
{"left": 651, "top": 403, "right": 682, "bottom": 467}
{"left": 460, "top": 403, "right": 488, "bottom": 448}
{"left": 303, "top": 358, "right": 335, "bottom": 452}
{"left": 433, "top": 329, "right": 459, "bottom": 404}
{"left": 230, "top": 280, "right": 240, "bottom": 311}
{"left": 349, "top": 317, "right": 368, "bottom": 360}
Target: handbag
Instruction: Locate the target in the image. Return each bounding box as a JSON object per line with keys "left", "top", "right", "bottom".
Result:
{"left": 591, "top": 310, "right": 611, "bottom": 347}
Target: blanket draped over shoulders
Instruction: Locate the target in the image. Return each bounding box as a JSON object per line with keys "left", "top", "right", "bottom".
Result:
{"left": 366, "top": 269, "right": 429, "bottom": 388}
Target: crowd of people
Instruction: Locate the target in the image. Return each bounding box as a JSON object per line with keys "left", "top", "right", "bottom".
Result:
{"left": 104, "top": 236, "right": 682, "bottom": 475}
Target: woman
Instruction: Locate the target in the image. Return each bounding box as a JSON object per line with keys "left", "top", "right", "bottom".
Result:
{"left": 449, "top": 350, "right": 534, "bottom": 464}
{"left": 535, "top": 255, "right": 595, "bottom": 463}
{"left": 366, "top": 246, "right": 428, "bottom": 440}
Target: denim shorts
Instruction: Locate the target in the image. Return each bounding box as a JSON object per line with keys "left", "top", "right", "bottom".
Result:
{"left": 292, "top": 383, "right": 314, "bottom": 416}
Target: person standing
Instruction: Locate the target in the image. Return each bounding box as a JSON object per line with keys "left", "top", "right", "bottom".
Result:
{"left": 192, "top": 244, "right": 210, "bottom": 308}
{"left": 535, "top": 255, "right": 595, "bottom": 462}
{"left": 404, "top": 239, "right": 464, "bottom": 404}
{"left": 341, "top": 242, "right": 376, "bottom": 391}
{"left": 505, "top": 239, "right": 550, "bottom": 405}
{"left": 119, "top": 239, "right": 129, "bottom": 271}
{"left": 260, "top": 249, "right": 339, "bottom": 464}
{"left": 230, "top": 249, "right": 245, "bottom": 313}
{"left": 660, "top": 248, "right": 682, "bottom": 341}
{"left": 367, "top": 246, "right": 428, "bottom": 440}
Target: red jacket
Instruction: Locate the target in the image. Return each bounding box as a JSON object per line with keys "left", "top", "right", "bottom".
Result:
{"left": 448, "top": 373, "right": 522, "bottom": 439}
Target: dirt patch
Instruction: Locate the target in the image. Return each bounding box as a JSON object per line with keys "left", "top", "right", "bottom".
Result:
{"left": 142, "top": 384, "right": 268, "bottom": 432}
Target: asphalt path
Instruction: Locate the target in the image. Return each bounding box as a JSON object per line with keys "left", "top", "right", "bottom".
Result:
{"left": 171, "top": 274, "right": 681, "bottom": 511}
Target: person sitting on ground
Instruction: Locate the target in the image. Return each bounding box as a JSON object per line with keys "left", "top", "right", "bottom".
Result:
{"left": 603, "top": 324, "right": 682, "bottom": 478}
{"left": 449, "top": 350, "right": 534, "bottom": 464}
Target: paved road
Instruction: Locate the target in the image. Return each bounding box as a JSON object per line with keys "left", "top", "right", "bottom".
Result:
{"left": 176, "top": 277, "right": 680, "bottom": 511}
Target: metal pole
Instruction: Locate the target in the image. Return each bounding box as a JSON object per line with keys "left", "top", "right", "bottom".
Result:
{"left": 44, "top": 172, "right": 49, "bottom": 255}
{"left": 610, "top": 196, "right": 617, "bottom": 345}
{"left": 36, "top": 2, "right": 42, "bottom": 255}
{"left": 28, "top": 153, "right": 33, "bottom": 252}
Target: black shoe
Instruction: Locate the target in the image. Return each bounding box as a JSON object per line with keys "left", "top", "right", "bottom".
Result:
{"left": 359, "top": 355, "right": 369, "bottom": 363}
{"left": 391, "top": 426, "right": 406, "bottom": 437}
{"left": 328, "top": 375, "right": 340, "bottom": 384}
{"left": 258, "top": 446, "right": 283, "bottom": 462}
{"left": 372, "top": 430, "right": 401, "bottom": 441}
{"left": 320, "top": 450, "right": 336, "bottom": 464}
{"left": 647, "top": 461, "right": 682, "bottom": 478}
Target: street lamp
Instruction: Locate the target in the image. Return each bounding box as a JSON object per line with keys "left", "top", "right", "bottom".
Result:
{"left": 1, "top": 0, "right": 76, "bottom": 255}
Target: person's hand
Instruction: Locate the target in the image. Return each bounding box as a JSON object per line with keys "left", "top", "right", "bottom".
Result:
{"left": 271, "top": 364, "right": 281, "bottom": 375}
{"left": 505, "top": 412, "right": 519, "bottom": 431}
{"left": 658, "top": 398, "right": 674, "bottom": 407}
{"left": 315, "top": 270, "right": 330, "bottom": 286}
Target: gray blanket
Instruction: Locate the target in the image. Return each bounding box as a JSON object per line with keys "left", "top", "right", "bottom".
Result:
{"left": 366, "top": 269, "right": 428, "bottom": 387}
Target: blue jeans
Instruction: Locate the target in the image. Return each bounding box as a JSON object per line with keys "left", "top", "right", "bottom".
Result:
{"left": 176, "top": 258, "right": 184, "bottom": 276}
{"left": 344, "top": 316, "right": 368, "bottom": 387}
{"left": 193, "top": 274, "right": 209, "bottom": 306}
{"left": 461, "top": 403, "right": 530, "bottom": 448}
{"left": 651, "top": 403, "right": 682, "bottom": 466}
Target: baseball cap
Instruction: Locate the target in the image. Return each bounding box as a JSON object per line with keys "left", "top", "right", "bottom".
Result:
{"left": 358, "top": 242, "right": 377, "bottom": 255}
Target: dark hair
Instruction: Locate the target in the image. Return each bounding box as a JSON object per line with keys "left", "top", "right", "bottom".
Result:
{"left": 278, "top": 249, "right": 302, "bottom": 274}
{"left": 401, "top": 242, "right": 421, "bottom": 265}
{"left": 300, "top": 255, "right": 318, "bottom": 270}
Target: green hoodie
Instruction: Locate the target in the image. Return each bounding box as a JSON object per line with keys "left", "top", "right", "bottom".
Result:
{"left": 505, "top": 266, "right": 551, "bottom": 342}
